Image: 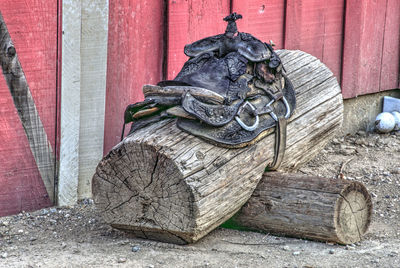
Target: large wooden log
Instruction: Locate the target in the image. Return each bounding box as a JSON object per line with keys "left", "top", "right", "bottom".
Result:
{"left": 92, "top": 50, "right": 343, "bottom": 244}
{"left": 231, "top": 173, "right": 372, "bottom": 245}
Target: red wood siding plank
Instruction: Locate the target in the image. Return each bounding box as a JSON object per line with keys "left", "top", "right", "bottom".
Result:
{"left": 341, "top": 0, "right": 387, "bottom": 98}
{"left": 0, "top": 75, "right": 51, "bottom": 217}
{"left": 167, "top": 0, "right": 230, "bottom": 79}
{"left": 0, "top": 1, "right": 58, "bottom": 150}
{"left": 104, "top": 0, "right": 165, "bottom": 153}
{"left": 232, "top": 0, "right": 286, "bottom": 49}
{"left": 285, "top": 0, "right": 345, "bottom": 82}
{"left": 380, "top": 0, "right": 400, "bottom": 91}
{"left": 0, "top": 1, "right": 57, "bottom": 215}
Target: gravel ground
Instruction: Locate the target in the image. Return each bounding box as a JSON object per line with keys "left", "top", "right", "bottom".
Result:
{"left": 0, "top": 131, "right": 399, "bottom": 268}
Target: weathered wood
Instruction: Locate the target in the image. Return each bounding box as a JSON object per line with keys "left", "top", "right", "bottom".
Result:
{"left": 232, "top": 0, "right": 286, "bottom": 48}
{"left": 167, "top": 0, "right": 230, "bottom": 79}
{"left": 285, "top": 0, "right": 345, "bottom": 81}
{"left": 104, "top": 0, "right": 165, "bottom": 153}
{"left": 92, "top": 50, "right": 343, "bottom": 244}
{"left": 0, "top": 11, "right": 55, "bottom": 206}
{"left": 341, "top": 0, "right": 387, "bottom": 98}
{"left": 78, "top": 0, "right": 109, "bottom": 200}
{"left": 232, "top": 172, "right": 372, "bottom": 245}
{"left": 380, "top": 0, "right": 400, "bottom": 91}
{"left": 58, "top": 0, "right": 82, "bottom": 206}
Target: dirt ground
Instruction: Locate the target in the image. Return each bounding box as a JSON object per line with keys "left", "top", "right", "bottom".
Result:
{"left": 1, "top": 131, "right": 399, "bottom": 268}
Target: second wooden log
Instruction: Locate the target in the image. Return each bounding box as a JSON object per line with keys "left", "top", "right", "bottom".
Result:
{"left": 231, "top": 172, "right": 373, "bottom": 244}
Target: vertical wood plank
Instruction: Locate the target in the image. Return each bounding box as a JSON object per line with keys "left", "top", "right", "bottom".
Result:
{"left": 232, "top": 0, "right": 286, "bottom": 48}
{"left": 104, "top": 0, "right": 165, "bottom": 153}
{"left": 380, "top": 0, "right": 400, "bottom": 91}
{"left": 59, "top": 0, "right": 81, "bottom": 206}
{"left": 341, "top": 0, "right": 387, "bottom": 98}
{"left": 0, "top": 0, "right": 57, "bottom": 215}
{"left": 79, "top": 0, "right": 109, "bottom": 199}
{"left": 285, "top": 0, "right": 345, "bottom": 81}
{"left": 0, "top": 1, "right": 58, "bottom": 150}
{"left": 0, "top": 77, "right": 51, "bottom": 216}
{"left": 167, "top": 0, "right": 230, "bottom": 79}
{"left": 0, "top": 13, "right": 55, "bottom": 203}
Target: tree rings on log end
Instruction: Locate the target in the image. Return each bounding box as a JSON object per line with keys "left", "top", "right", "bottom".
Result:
{"left": 335, "top": 181, "right": 373, "bottom": 244}
{"left": 92, "top": 141, "right": 196, "bottom": 244}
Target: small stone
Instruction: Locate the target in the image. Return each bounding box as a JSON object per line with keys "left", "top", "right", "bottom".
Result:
{"left": 0, "top": 252, "right": 7, "bottom": 259}
{"left": 1, "top": 221, "right": 8, "bottom": 227}
{"left": 385, "top": 195, "right": 391, "bottom": 199}
{"left": 293, "top": 251, "right": 300, "bottom": 256}
{"left": 357, "top": 131, "right": 367, "bottom": 136}
{"left": 72, "top": 249, "right": 81, "bottom": 254}
{"left": 41, "top": 209, "right": 49, "bottom": 215}
{"left": 282, "top": 245, "right": 290, "bottom": 251}
{"left": 332, "top": 138, "right": 340, "bottom": 144}
{"left": 345, "top": 245, "right": 355, "bottom": 250}
{"left": 118, "top": 240, "right": 130, "bottom": 246}
{"left": 49, "top": 208, "right": 57, "bottom": 213}
{"left": 329, "top": 249, "right": 335, "bottom": 254}
{"left": 371, "top": 259, "right": 379, "bottom": 264}
{"left": 388, "top": 251, "right": 397, "bottom": 257}
{"left": 29, "top": 237, "right": 37, "bottom": 242}
{"left": 117, "top": 257, "right": 127, "bottom": 263}
{"left": 61, "top": 242, "right": 67, "bottom": 249}
{"left": 17, "top": 229, "right": 24, "bottom": 234}
{"left": 371, "top": 192, "right": 377, "bottom": 198}
{"left": 131, "top": 245, "right": 140, "bottom": 252}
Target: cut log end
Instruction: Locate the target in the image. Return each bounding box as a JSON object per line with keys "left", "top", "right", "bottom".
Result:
{"left": 92, "top": 141, "right": 196, "bottom": 244}
{"left": 335, "top": 181, "right": 372, "bottom": 244}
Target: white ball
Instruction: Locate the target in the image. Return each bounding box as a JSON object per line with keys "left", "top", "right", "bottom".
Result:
{"left": 391, "top": 111, "right": 400, "bottom": 131}
{"left": 375, "top": 112, "right": 395, "bottom": 133}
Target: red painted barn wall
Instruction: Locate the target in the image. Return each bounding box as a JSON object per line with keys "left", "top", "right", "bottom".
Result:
{"left": 342, "top": 0, "right": 388, "bottom": 98}
{"left": 167, "top": 0, "right": 230, "bottom": 79}
{"left": 285, "top": 0, "right": 345, "bottom": 82}
{"left": 104, "top": 0, "right": 165, "bottom": 153}
{"left": 232, "top": 0, "right": 286, "bottom": 49}
{"left": 0, "top": 1, "right": 58, "bottom": 215}
{"left": 105, "top": 1, "right": 399, "bottom": 149}
{"left": 379, "top": 0, "right": 400, "bottom": 91}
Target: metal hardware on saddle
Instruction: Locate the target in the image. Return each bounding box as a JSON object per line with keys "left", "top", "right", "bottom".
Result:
{"left": 235, "top": 101, "right": 259, "bottom": 131}
{"left": 122, "top": 13, "right": 296, "bottom": 170}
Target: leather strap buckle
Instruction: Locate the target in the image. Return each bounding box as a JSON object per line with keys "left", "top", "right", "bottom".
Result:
{"left": 235, "top": 101, "right": 259, "bottom": 131}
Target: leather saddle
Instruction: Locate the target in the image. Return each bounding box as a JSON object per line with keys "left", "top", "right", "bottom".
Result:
{"left": 122, "top": 13, "right": 296, "bottom": 170}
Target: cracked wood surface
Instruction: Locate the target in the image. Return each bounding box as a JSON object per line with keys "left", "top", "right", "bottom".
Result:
{"left": 92, "top": 50, "right": 343, "bottom": 244}
{"left": 233, "top": 172, "right": 372, "bottom": 245}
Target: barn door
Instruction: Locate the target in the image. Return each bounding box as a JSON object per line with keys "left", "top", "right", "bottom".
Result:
{"left": 0, "top": 1, "right": 59, "bottom": 216}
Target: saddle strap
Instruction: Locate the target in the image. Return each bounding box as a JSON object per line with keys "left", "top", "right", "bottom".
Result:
{"left": 267, "top": 116, "right": 287, "bottom": 170}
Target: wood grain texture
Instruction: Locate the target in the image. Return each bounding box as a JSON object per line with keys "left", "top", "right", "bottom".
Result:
{"left": 58, "top": 0, "right": 81, "bottom": 206}
{"left": 92, "top": 50, "right": 343, "bottom": 244}
{"left": 232, "top": 0, "right": 286, "bottom": 48}
{"left": 0, "top": 0, "right": 58, "bottom": 150}
{"left": 79, "top": 0, "right": 109, "bottom": 200}
{"left": 341, "top": 0, "right": 387, "bottom": 98}
{"left": 104, "top": 0, "right": 165, "bottom": 153}
{"left": 233, "top": 172, "right": 372, "bottom": 245}
{"left": 285, "top": 0, "right": 345, "bottom": 83}
{"left": 380, "top": 0, "right": 400, "bottom": 91}
{"left": 167, "top": 0, "right": 230, "bottom": 79}
{"left": 0, "top": 13, "right": 55, "bottom": 202}
{"left": 0, "top": 1, "right": 57, "bottom": 215}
